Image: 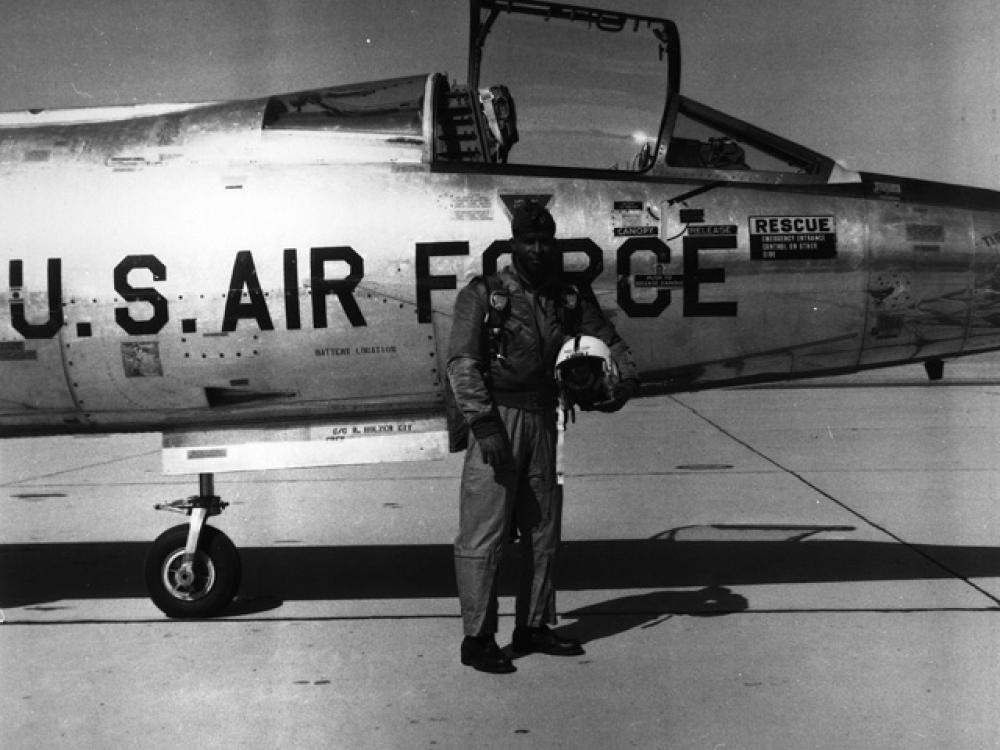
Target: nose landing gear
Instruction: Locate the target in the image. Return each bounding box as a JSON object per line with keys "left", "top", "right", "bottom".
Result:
{"left": 145, "top": 473, "right": 241, "bottom": 618}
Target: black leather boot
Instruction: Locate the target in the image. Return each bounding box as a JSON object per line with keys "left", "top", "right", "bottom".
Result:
{"left": 461, "top": 635, "right": 517, "bottom": 673}
{"left": 511, "top": 625, "right": 585, "bottom": 656}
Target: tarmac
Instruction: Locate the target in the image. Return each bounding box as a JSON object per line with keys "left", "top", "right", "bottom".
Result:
{"left": 4, "top": 356, "right": 1000, "bottom": 749}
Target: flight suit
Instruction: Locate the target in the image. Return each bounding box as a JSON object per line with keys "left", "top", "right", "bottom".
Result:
{"left": 447, "top": 266, "right": 636, "bottom": 638}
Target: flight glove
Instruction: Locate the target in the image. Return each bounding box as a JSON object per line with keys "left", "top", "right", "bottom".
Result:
{"left": 592, "top": 378, "right": 639, "bottom": 413}
{"left": 470, "top": 414, "right": 513, "bottom": 467}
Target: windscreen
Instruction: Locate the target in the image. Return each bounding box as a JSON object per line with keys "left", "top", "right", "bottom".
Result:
{"left": 263, "top": 75, "right": 426, "bottom": 135}
{"left": 476, "top": 9, "right": 673, "bottom": 171}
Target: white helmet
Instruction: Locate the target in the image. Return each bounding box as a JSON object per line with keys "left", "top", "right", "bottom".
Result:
{"left": 555, "top": 335, "right": 619, "bottom": 409}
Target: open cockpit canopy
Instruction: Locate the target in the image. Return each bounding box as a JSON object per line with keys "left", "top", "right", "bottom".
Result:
{"left": 463, "top": 0, "right": 678, "bottom": 171}
{"left": 448, "top": 0, "right": 850, "bottom": 184}
{"left": 255, "top": 0, "right": 852, "bottom": 183}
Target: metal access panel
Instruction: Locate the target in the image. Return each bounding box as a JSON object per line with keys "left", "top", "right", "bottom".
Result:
{"left": 161, "top": 414, "right": 448, "bottom": 475}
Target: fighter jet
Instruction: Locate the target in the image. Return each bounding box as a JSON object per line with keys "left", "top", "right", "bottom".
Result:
{"left": 2, "top": 0, "right": 998, "bottom": 616}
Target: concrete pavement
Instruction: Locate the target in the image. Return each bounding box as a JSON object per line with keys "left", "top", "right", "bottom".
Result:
{"left": 4, "top": 362, "right": 1000, "bottom": 748}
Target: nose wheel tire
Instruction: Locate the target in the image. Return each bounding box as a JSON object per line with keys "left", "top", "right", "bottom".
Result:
{"left": 144, "top": 524, "right": 241, "bottom": 618}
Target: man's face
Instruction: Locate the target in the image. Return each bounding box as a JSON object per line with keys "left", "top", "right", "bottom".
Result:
{"left": 511, "top": 231, "right": 556, "bottom": 278}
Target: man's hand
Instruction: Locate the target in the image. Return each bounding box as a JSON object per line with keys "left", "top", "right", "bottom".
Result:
{"left": 477, "top": 432, "right": 513, "bottom": 467}
{"left": 470, "top": 415, "right": 513, "bottom": 467}
{"left": 592, "top": 378, "right": 639, "bottom": 413}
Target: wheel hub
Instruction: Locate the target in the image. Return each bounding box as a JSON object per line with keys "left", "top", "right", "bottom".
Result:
{"left": 161, "top": 548, "right": 216, "bottom": 602}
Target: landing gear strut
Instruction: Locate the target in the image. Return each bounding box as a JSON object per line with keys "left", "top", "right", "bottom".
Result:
{"left": 924, "top": 358, "right": 945, "bottom": 381}
{"left": 145, "top": 473, "right": 241, "bottom": 618}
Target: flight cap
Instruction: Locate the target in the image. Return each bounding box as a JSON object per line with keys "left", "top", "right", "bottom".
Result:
{"left": 511, "top": 200, "right": 556, "bottom": 239}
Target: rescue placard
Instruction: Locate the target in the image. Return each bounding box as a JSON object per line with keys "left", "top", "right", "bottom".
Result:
{"left": 749, "top": 215, "right": 837, "bottom": 260}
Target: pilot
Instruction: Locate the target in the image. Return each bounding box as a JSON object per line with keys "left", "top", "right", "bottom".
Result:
{"left": 446, "top": 200, "right": 639, "bottom": 674}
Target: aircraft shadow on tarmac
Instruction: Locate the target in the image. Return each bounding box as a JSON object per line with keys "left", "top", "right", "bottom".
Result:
{"left": 4, "top": 534, "right": 1000, "bottom": 620}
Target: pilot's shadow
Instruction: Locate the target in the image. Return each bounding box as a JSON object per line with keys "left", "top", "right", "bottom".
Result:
{"left": 553, "top": 586, "right": 749, "bottom": 647}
